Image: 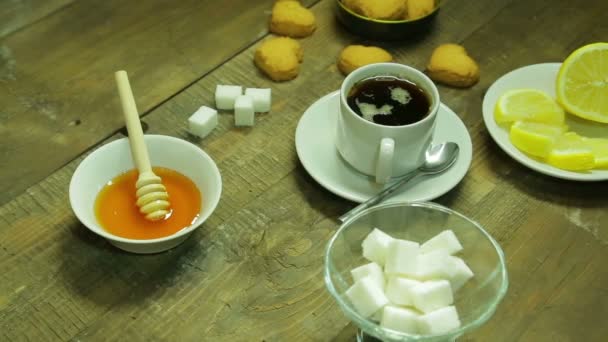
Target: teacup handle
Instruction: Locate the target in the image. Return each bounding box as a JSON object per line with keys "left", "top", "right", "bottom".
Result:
{"left": 375, "top": 138, "right": 394, "bottom": 183}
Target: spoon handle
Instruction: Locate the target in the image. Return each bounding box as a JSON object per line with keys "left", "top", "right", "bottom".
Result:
{"left": 115, "top": 70, "right": 152, "bottom": 174}
{"left": 338, "top": 170, "right": 420, "bottom": 223}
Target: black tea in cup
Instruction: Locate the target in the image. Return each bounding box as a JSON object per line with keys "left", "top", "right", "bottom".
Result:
{"left": 347, "top": 76, "right": 431, "bottom": 126}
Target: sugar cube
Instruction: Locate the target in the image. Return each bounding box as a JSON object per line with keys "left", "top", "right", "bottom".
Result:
{"left": 411, "top": 280, "right": 454, "bottom": 313}
{"left": 371, "top": 309, "right": 383, "bottom": 322}
{"left": 215, "top": 85, "right": 242, "bottom": 110}
{"left": 385, "top": 277, "right": 422, "bottom": 306}
{"left": 417, "top": 306, "right": 461, "bottom": 335}
{"left": 444, "top": 256, "right": 474, "bottom": 292}
{"left": 345, "top": 276, "right": 389, "bottom": 318}
{"left": 420, "top": 230, "right": 463, "bottom": 255}
{"left": 234, "top": 95, "right": 255, "bottom": 126}
{"left": 415, "top": 250, "right": 450, "bottom": 280}
{"left": 245, "top": 88, "right": 272, "bottom": 112}
{"left": 351, "top": 262, "right": 385, "bottom": 291}
{"left": 380, "top": 306, "right": 421, "bottom": 335}
{"left": 187, "top": 105, "right": 218, "bottom": 138}
{"left": 384, "top": 239, "right": 420, "bottom": 277}
{"left": 362, "top": 228, "right": 394, "bottom": 266}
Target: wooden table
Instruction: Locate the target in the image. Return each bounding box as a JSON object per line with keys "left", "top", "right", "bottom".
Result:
{"left": 1, "top": 0, "right": 606, "bottom": 340}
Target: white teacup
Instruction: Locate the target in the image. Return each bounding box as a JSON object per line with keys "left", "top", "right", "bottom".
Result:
{"left": 336, "top": 63, "right": 440, "bottom": 183}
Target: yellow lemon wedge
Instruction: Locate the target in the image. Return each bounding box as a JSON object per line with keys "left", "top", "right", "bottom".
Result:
{"left": 509, "top": 121, "right": 567, "bottom": 158}
{"left": 547, "top": 132, "right": 595, "bottom": 171}
{"left": 495, "top": 89, "right": 565, "bottom": 126}
{"left": 556, "top": 42, "right": 608, "bottom": 123}
{"left": 582, "top": 137, "right": 608, "bottom": 168}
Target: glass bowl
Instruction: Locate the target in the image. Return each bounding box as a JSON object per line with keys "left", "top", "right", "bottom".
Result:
{"left": 324, "top": 202, "right": 508, "bottom": 341}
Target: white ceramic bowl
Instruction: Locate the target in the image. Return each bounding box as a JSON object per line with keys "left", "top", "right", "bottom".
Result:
{"left": 69, "top": 135, "right": 222, "bottom": 254}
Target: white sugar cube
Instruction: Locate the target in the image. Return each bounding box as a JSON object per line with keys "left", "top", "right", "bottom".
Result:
{"left": 345, "top": 276, "right": 389, "bottom": 318}
{"left": 418, "top": 306, "right": 461, "bottom": 335}
{"left": 371, "top": 309, "right": 383, "bottom": 322}
{"left": 245, "top": 88, "right": 272, "bottom": 112}
{"left": 351, "top": 262, "right": 385, "bottom": 291}
{"left": 362, "top": 228, "right": 394, "bottom": 266}
{"left": 385, "top": 277, "right": 422, "bottom": 306}
{"left": 411, "top": 280, "right": 453, "bottom": 313}
{"left": 420, "top": 230, "right": 463, "bottom": 255}
{"left": 380, "top": 306, "right": 421, "bottom": 335}
{"left": 385, "top": 239, "right": 420, "bottom": 277}
{"left": 215, "top": 85, "right": 242, "bottom": 110}
{"left": 444, "top": 256, "right": 474, "bottom": 292}
{"left": 415, "top": 250, "right": 450, "bottom": 280}
{"left": 187, "top": 105, "right": 218, "bottom": 138}
{"left": 234, "top": 95, "right": 255, "bottom": 126}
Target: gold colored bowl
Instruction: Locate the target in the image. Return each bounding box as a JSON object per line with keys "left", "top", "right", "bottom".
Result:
{"left": 335, "top": 0, "right": 442, "bottom": 40}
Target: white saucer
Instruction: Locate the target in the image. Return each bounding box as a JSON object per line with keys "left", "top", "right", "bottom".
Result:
{"left": 295, "top": 91, "right": 472, "bottom": 203}
{"left": 482, "top": 63, "right": 608, "bottom": 181}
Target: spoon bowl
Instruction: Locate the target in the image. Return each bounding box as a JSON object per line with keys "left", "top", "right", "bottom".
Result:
{"left": 420, "top": 142, "right": 460, "bottom": 173}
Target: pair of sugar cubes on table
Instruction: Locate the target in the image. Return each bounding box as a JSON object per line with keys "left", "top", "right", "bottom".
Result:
{"left": 345, "top": 229, "right": 474, "bottom": 335}
{"left": 187, "top": 85, "right": 272, "bottom": 138}
{"left": 216, "top": 85, "right": 271, "bottom": 127}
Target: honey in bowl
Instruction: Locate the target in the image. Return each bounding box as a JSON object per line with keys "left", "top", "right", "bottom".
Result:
{"left": 95, "top": 167, "right": 201, "bottom": 240}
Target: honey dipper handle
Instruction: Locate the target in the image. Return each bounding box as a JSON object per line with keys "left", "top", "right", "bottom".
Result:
{"left": 115, "top": 70, "right": 152, "bottom": 174}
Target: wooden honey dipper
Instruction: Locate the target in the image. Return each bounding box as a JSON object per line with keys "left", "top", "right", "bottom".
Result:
{"left": 115, "top": 70, "right": 171, "bottom": 221}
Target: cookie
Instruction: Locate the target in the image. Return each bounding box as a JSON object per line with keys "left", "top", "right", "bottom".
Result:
{"left": 270, "top": 1, "right": 316, "bottom": 38}
{"left": 344, "top": 0, "right": 406, "bottom": 20}
{"left": 338, "top": 45, "right": 393, "bottom": 75}
{"left": 406, "top": 0, "right": 435, "bottom": 20}
{"left": 342, "top": 0, "right": 360, "bottom": 14}
{"left": 254, "top": 37, "right": 303, "bottom": 81}
{"left": 425, "top": 44, "right": 480, "bottom": 88}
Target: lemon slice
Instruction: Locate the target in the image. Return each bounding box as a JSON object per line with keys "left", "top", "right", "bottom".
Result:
{"left": 547, "top": 133, "right": 595, "bottom": 171}
{"left": 556, "top": 42, "right": 608, "bottom": 123}
{"left": 509, "top": 121, "right": 567, "bottom": 158}
{"left": 495, "top": 89, "right": 565, "bottom": 126}
{"left": 582, "top": 137, "right": 608, "bottom": 168}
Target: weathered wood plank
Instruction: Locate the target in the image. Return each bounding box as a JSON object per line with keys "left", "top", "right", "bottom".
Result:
{"left": 0, "top": 0, "right": 75, "bottom": 38}
{"left": 0, "top": 0, "right": 317, "bottom": 206}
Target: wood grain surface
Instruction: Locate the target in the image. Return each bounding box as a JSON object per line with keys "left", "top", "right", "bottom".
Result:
{"left": 0, "top": 0, "right": 74, "bottom": 38}
{"left": 0, "top": 0, "right": 316, "bottom": 205}
{"left": 0, "top": 0, "right": 607, "bottom": 341}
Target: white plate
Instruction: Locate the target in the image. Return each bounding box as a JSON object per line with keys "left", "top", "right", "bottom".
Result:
{"left": 295, "top": 91, "right": 472, "bottom": 203}
{"left": 482, "top": 63, "right": 608, "bottom": 181}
